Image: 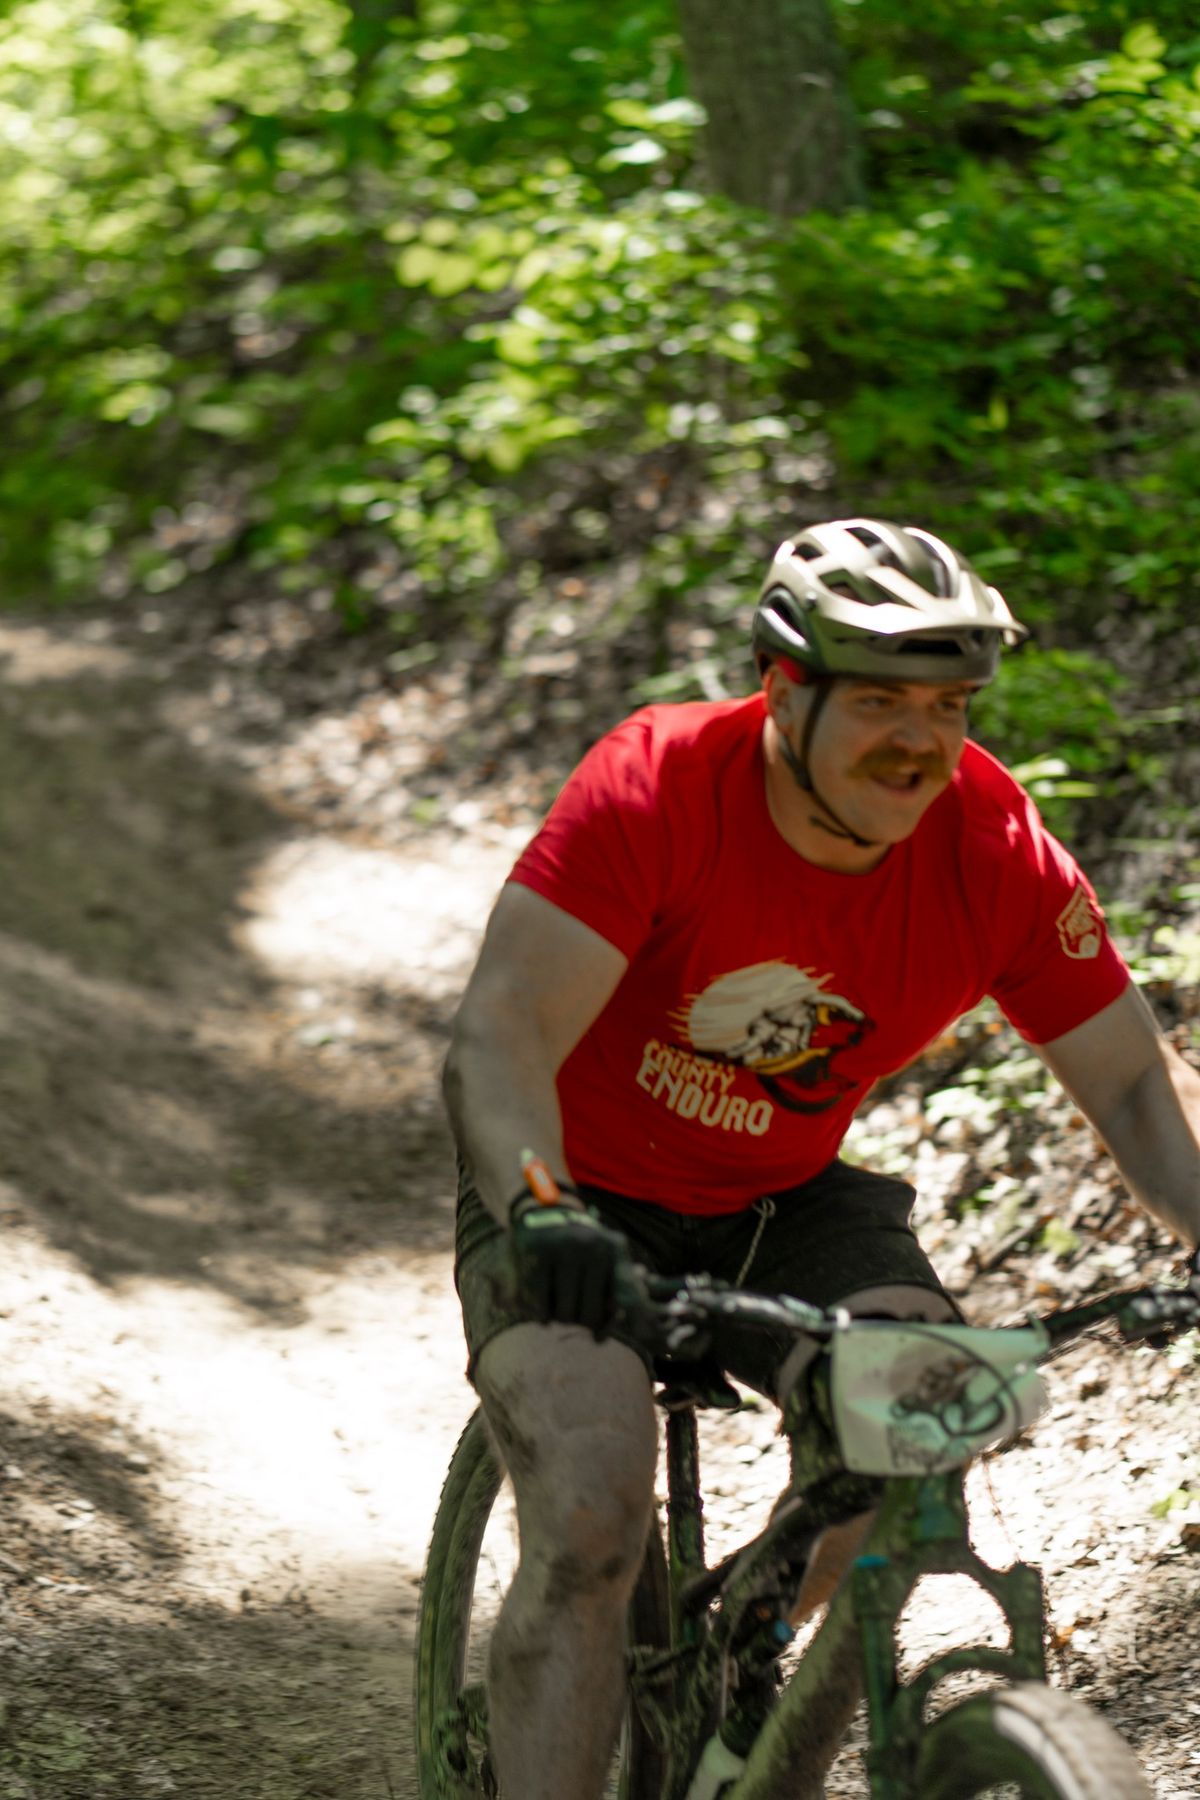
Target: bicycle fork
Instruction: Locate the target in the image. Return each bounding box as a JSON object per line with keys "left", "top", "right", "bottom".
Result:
{"left": 853, "top": 1472, "right": 1047, "bottom": 1800}
{"left": 727, "top": 1469, "right": 1047, "bottom": 1800}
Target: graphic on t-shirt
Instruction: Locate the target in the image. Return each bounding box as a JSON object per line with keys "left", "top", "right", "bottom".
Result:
{"left": 1055, "top": 885, "right": 1103, "bottom": 961}
{"left": 681, "top": 960, "right": 873, "bottom": 1115}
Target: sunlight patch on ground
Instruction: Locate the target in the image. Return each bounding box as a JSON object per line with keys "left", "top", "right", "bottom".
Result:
{"left": 0, "top": 621, "right": 133, "bottom": 686}
{"left": 0, "top": 1223, "right": 473, "bottom": 1618}
{"left": 237, "top": 833, "right": 515, "bottom": 999}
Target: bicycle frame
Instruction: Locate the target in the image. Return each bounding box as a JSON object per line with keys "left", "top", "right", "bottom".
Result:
{"left": 635, "top": 1378, "right": 1049, "bottom": 1800}
{"left": 416, "top": 1279, "right": 1195, "bottom": 1800}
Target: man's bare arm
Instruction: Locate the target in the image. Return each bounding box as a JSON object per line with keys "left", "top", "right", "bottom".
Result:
{"left": 443, "top": 884, "right": 629, "bottom": 1223}
{"left": 1038, "top": 983, "right": 1200, "bottom": 1251}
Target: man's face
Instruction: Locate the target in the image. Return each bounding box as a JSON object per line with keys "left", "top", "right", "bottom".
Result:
{"left": 799, "top": 676, "right": 975, "bottom": 845}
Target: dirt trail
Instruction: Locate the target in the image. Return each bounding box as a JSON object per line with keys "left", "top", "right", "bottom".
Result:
{"left": 0, "top": 617, "right": 511, "bottom": 1797}
{"left": 0, "top": 615, "right": 1195, "bottom": 1798}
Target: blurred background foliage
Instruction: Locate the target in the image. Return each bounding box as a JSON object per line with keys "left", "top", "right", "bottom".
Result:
{"left": 2, "top": 0, "right": 1198, "bottom": 837}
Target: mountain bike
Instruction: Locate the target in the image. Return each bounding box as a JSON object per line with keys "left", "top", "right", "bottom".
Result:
{"left": 414, "top": 1270, "right": 1200, "bottom": 1798}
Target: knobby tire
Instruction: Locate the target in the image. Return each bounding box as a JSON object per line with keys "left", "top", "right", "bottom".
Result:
{"left": 414, "top": 1407, "right": 671, "bottom": 1800}
{"left": 914, "top": 1681, "right": 1154, "bottom": 1799}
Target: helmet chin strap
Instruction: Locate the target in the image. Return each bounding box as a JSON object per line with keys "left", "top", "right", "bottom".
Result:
{"left": 779, "top": 675, "right": 880, "bottom": 851}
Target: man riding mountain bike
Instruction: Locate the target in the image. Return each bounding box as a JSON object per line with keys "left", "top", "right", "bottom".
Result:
{"left": 442, "top": 518, "right": 1200, "bottom": 1800}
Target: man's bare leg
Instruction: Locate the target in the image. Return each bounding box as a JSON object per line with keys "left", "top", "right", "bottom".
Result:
{"left": 475, "top": 1322, "right": 658, "bottom": 1800}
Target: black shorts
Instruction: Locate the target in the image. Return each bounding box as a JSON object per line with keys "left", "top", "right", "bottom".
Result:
{"left": 454, "top": 1158, "right": 954, "bottom": 1397}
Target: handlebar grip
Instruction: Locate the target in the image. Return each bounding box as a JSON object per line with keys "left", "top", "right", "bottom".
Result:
{"left": 1117, "top": 1287, "right": 1200, "bottom": 1339}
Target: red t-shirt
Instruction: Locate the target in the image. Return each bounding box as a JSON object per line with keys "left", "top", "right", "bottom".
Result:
{"left": 509, "top": 695, "right": 1129, "bottom": 1215}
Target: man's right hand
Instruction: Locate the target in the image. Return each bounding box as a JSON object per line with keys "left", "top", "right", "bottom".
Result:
{"left": 509, "top": 1194, "right": 629, "bottom": 1340}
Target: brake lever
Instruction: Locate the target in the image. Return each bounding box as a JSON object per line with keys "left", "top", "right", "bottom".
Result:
{"left": 613, "top": 1263, "right": 713, "bottom": 1357}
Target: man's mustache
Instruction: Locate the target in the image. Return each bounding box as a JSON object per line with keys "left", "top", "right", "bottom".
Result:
{"left": 851, "top": 747, "right": 953, "bottom": 783}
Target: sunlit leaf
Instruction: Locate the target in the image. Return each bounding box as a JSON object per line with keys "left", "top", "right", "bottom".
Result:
{"left": 1121, "top": 22, "right": 1167, "bottom": 63}
{"left": 495, "top": 322, "right": 543, "bottom": 365}
{"left": 396, "top": 244, "right": 441, "bottom": 286}
{"left": 483, "top": 432, "right": 526, "bottom": 472}
{"left": 187, "top": 403, "right": 261, "bottom": 437}
{"left": 599, "top": 138, "right": 667, "bottom": 168}
{"left": 427, "top": 252, "right": 477, "bottom": 297}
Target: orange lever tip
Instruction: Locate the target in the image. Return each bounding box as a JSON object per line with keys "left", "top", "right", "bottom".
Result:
{"left": 520, "top": 1148, "right": 562, "bottom": 1206}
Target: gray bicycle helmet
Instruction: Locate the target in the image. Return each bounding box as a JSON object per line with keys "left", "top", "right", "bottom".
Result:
{"left": 753, "top": 519, "right": 1027, "bottom": 686}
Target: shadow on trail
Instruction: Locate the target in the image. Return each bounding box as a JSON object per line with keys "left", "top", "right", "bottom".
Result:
{"left": 1058, "top": 1545, "right": 1200, "bottom": 1775}
{"left": 0, "top": 1579, "right": 416, "bottom": 1800}
{"left": 0, "top": 1404, "right": 173, "bottom": 1566}
{"left": 0, "top": 627, "right": 466, "bottom": 1320}
{"left": 0, "top": 1379, "right": 425, "bottom": 1799}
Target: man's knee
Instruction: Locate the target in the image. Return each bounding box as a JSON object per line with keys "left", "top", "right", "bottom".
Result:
{"left": 836, "top": 1282, "right": 960, "bottom": 1324}
{"left": 774, "top": 1281, "right": 959, "bottom": 1408}
{"left": 477, "top": 1323, "right": 658, "bottom": 1599}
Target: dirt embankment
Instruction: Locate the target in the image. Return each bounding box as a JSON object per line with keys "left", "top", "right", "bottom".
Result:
{"left": 0, "top": 613, "right": 1194, "bottom": 1798}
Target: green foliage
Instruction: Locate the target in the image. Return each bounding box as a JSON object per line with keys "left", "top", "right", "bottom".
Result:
{"left": 971, "top": 649, "right": 1125, "bottom": 831}
{"left": 0, "top": 0, "right": 1196, "bottom": 839}
{"left": 1150, "top": 1479, "right": 1199, "bottom": 1519}
{"left": 927, "top": 1049, "right": 1050, "bottom": 1133}
{"left": 1038, "top": 1217, "right": 1081, "bottom": 1260}
{"left": 1129, "top": 927, "right": 1200, "bottom": 989}
{"left": 977, "top": 652, "right": 1123, "bottom": 772}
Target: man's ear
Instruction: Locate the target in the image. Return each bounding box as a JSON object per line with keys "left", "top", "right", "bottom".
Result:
{"left": 762, "top": 658, "right": 809, "bottom": 729}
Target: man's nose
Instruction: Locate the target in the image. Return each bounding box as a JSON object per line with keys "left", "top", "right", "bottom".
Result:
{"left": 887, "top": 706, "right": 939, "bottom": 752}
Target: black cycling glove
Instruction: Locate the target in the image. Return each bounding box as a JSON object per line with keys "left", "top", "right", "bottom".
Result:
{"left": 509, "top": 1190, "right": 629, "bottom": 1340}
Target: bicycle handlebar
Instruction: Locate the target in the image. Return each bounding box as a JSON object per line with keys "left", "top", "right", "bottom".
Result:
{"left": 615, "top": 1264, "right": 1200, "bottom": 1363}
{"left": 1041, "top": 1284, "right": 1200, "bottom": 1346}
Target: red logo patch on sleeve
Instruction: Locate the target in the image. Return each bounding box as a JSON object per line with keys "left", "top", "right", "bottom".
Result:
{"left": 1055, "top": 885, "right": 1104, "bottom": 960}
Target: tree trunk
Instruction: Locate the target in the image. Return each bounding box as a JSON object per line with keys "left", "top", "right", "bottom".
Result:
{"left": 344, "top": 0, "right": 418, "bottom": 91}
{"left": 676, "top": 0, "right": 865, "bottom": 216}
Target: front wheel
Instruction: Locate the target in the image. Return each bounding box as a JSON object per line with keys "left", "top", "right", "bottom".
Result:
{"left": 414, "top": 1408, "right": 671, "bottom": 1799}
{"left": 915, "top": 1682, "right": 1153, "bottom": 1799}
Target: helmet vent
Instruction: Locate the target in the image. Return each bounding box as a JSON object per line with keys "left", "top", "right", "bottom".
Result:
{"left": 896, "top": 637, "right": 962, "bottom": 659}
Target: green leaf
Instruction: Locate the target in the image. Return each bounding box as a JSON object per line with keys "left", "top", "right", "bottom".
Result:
{"left": 427, "top": 253, "right": 477, "bottom": 297}
{"left": 512, "top": 248, "right": 554, "bottom": 290}
{"left": 396, "top": 244, "right": 443, "bottom": 286}
{"left": 1121, "top": 22, "right": 1167, "bottom": 62}
{"left": 1150, "top": 1487, "right": 1195, "bottom": 1519}
{"left": 484, "top": 433, "right": 527, "bottom": 472}
{"left": 599, "top": 139, "right": 667, "bottom": 169}
{"left": 605, "top": 99, "right": 654, "bottom": 129}
{"left": 1040, "top": 1219, "right": 1080, "bottom": 1261}
{"left": 366, "top": 418, "right": 426, "bottom": 448}
{"left": 648, "top": 98, "right": 705, "bottom": 128}
{"left": 1010, "top": 756, "right": 1069, "bottom": 783}
{"left": 496, "top": 322, "right": 544, "bottom": 365}
{"left": 187, "top": 403, "right": 260, "bottom": 438}
{"left": 420, "top": 218, "right": 459, "bottom": 247}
